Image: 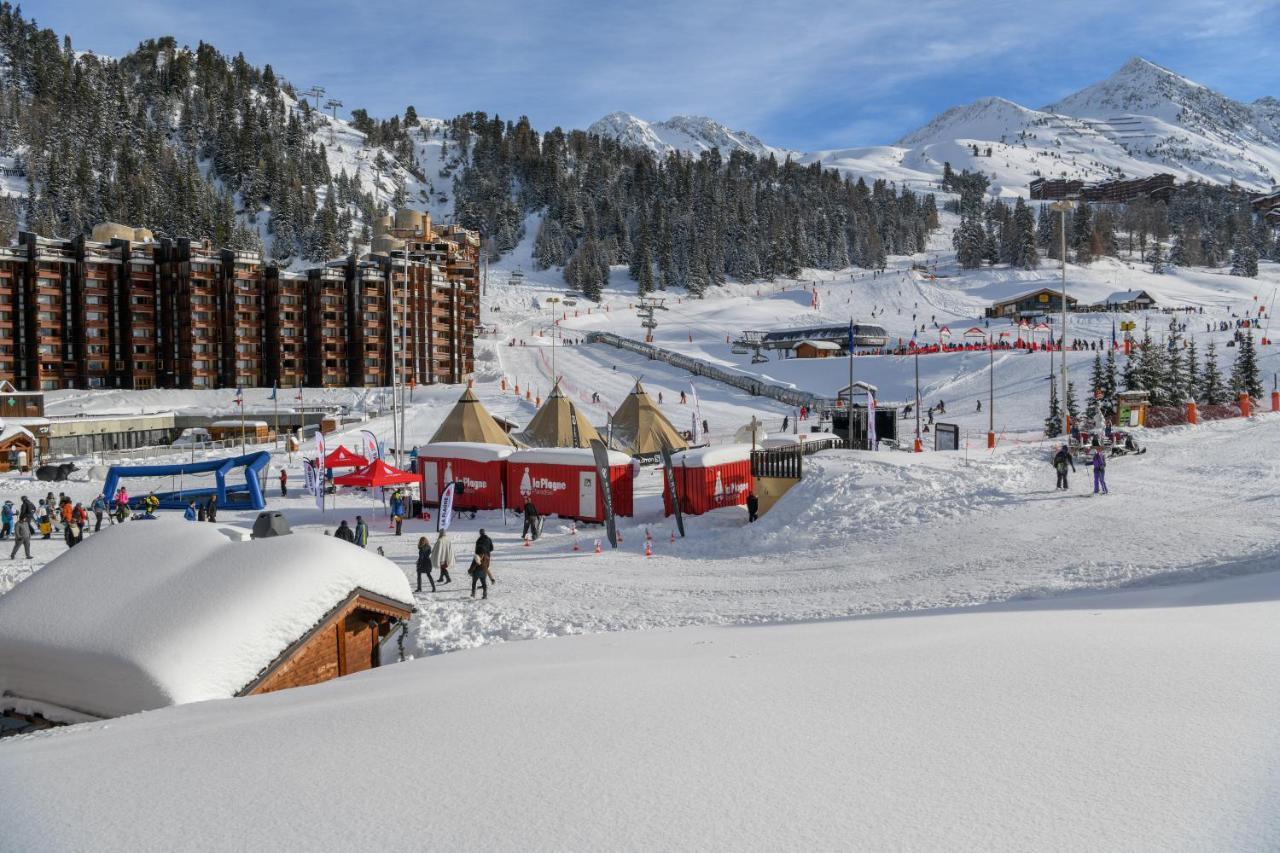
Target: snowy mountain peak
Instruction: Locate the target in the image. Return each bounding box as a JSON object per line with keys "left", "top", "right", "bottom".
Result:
{"left": 588, "top": 112, "right": 792, "bottom": 159}
{"left": 895, "top": 96, "right": 1044, "bottom": 147}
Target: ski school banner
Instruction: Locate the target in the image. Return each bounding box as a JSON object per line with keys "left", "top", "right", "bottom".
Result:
{"left": 303, "top": 457, "right": 318, "bottom": 497}
{"left": 361, "top": 429, "right": 381, "bottom": 461}
{"left": 589, "top": 438, "right": 618, "bottom": 549}
{"left": 437, "top": 481, "right": 456, "bottom": 532}
{"left": 867, "top": 391, "right": 878, "bottom": 451}
{"left": 660, "top": 442, "right": 685, "bottom": 538}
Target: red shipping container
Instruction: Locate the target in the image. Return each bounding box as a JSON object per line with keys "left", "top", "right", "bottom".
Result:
{"left": 417, "top": 442, "right": 514, "bottom": 511}
{"left": 505, "top": 448, "right": 633, "bottom": 522}
{"left": 664, "top": 445, "right": 753, "bottom": 516}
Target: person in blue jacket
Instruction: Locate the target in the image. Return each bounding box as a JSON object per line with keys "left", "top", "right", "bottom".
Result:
{"left": 0, "top": 501, "right": 12, "bottom": 540}
{"left": 184, "top": 500, "right": 198, "bottom": 521}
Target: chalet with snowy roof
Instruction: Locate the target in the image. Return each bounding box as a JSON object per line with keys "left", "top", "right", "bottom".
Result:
{"left": 792, "top": 340, "right": 841, "bottom": 359}
{"left": 0, "top": 520, "right": 414, "bottom": 734}
{"left": 0, "top": 421, "right": 35, "bottom": 471}
{"left": 1095, "top": 290, "right": 1157, "bottom": 311}
{"left": 1253, "top": 188, "right": 1280, "bottom": 224}
{"left": 986, "top": 288, "right": 1078, "bottom": 318}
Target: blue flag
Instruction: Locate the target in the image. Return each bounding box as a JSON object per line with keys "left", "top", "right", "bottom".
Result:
{"left": 848, "top": 319, "right": 855, "bottom": 353}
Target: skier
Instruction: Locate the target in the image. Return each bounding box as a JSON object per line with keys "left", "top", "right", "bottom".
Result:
{"left": 334, "top": 519, "right": 355, "bottom": 543}
{"left": 746, "top": 491, "right": 759, "bottom": 523}
{"left": 521, "top": 498, "right": 540, "bottom": 540}
{"left": 354, "top": 515, "right": 369, "bottom": 548}
{"left": 1092, "top": 448, "right": 1108, "bottom": 495}
{"left": 432, "top": 530, "right": 454, "bottom": 585}
{"left": 10, "top": 506, "right": 31, "bottom": 559}
{"left": 415, "top": 536, "right": 436, "bottom": 593}
{"left": 1053, "top": 445, "right": 1075, "bottom": 490}
{"left": 279, "top": 469, "right": 288, "bottom": 497}
{"left": 90, "top": 494, "right": 106, "bottom": 531}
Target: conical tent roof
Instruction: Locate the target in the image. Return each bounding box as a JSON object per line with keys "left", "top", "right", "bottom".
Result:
{"left": 518, "top": 381, "right": 602, "bottom": 449}
{"left": 609, "top": 381, "right": 688, "bottom": 457}
{"left": 428, "top": 387, "right": 517, "bottom": 446}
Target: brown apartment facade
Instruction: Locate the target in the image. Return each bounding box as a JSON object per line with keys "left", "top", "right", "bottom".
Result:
{"left": 0, "top": 216, "right": 480, "bottom": 391}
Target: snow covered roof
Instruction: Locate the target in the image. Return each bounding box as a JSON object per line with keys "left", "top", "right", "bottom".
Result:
{"left": 761, "top": 436, "right": 801, "bottom": 448}
{"left": 0, "top": 422, "right": 34, "bottom": 445}
{"left": 0, "top": 520, "right": 414, "bottom": 721}
{"left": 210, "top": 419, "right": 269, "bottom": 428}
{"left": 672, "top": 444, "right": 752, "bottom": 467}
{"left": 417, "top": 442, "right": 516, "bottom": 463}
{"left": 508, "top": 447, "right": 631, "bottom": 467}
{"left": 793, "top": 340, "right": 840, "bottom": 351}
{"left": 1099, "top": 290, "right": 1155, "bottom": 304}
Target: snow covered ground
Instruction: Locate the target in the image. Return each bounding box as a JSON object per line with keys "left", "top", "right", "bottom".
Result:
{"left": 2, "top": 567, "right": 1276, "bottom": 851}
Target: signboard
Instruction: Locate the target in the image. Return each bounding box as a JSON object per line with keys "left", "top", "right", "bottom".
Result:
{"left": 589, "top": 438, "right": 618, "bottom": 548}
{"left": 1120, "top": 321, "right": 1136, "bottom": 332}
{"left": 660, "top": 442, "right": 685, "bottom": 538}
{"left": 934, "top": 423, "right": 960, "bottom": 451}
{"left": 437, "top": 481, "right": 456, "bottom": 532}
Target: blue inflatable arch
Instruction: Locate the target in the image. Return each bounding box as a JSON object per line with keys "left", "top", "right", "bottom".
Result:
{"left": 102, "top": 451, "right": 271, "bottom": 512}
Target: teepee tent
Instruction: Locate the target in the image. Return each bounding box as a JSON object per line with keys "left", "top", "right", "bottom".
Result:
{"left": 609, "top": 381, "right": 688, "bottom": 457}
{"left": 518, "top": 381, "right": 602, "bottom": 449}
{"left": 428, "top": 387, "right": 517, "bottom": 447}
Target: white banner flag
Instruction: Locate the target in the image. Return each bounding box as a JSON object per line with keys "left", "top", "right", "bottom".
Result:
{"left": 437, "top": 482, "right": 456, "bottom": 532}
{"left": 867, "top": 393, "right": 878, "bottom": 451}
{"left": 361, "top": 429, "right": 381, "bottom": 461}
{"left": 690, "top": 383, "right": 702, "bottom": 444}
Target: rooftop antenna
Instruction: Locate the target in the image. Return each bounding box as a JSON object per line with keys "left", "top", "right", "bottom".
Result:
{"left": 325, "top": 98, "right": 344, "bottom": 120}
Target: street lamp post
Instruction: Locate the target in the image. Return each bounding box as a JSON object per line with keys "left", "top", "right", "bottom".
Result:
{"left": 1051, "top": 199, "right": 1077, "bottom": 439}
{"left": 545, "top": 296, "right": 562, "bottom": 381}
{"left": 987, "top": 333, "right": 995, "bottom": 449}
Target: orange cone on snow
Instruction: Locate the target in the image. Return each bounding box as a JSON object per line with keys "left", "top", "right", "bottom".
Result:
{"left": 594, "top": 540, "right": 602, "bottom": 554}
{"left": 644, "top": 540, "right": 652, "bottom": 558}
{"left": 669, "top": 529, "right": 676, "bottom": 544}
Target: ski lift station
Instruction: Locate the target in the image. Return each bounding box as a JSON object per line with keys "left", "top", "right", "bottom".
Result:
{"left": 732, "top": 322, "right": 889, "bottom": 359}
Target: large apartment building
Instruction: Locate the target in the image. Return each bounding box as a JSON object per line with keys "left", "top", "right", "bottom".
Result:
{"left": 0, "top": 213, "right": 481, "bottom": 391}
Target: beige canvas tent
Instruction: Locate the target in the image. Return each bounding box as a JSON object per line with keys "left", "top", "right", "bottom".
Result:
{"left": 609, "top": 381, "right": 688, "bottom": 457}
{"left": 428, "top": 387, "right": 518, "bottom": 446}
{"left": 518, "top": 381, "right": 602, "bottom": 448}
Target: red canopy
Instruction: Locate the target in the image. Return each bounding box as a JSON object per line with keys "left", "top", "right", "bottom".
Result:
{"left": 324, "top": 445, "right": 368, "bottom": 469}
{"left": 332, "top": 458, "right": 418, "bottom": 488}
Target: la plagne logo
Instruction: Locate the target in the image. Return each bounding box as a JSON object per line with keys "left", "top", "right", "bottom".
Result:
{"left": 520, "top": 467, "right": 566, "bottom": 496}
{"left": 713, "top": 472, "right": 748, "bottom": 504}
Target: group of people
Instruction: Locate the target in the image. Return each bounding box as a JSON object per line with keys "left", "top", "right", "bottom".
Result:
{"left": 1052, "top": 444, "right": 1109, "bottom": 495}
{"left": 4, "top": 490, "right": 116, "bottom": 558}
{"left": 331, "top": 514, "right": 499, "bottom": 601}
{"left": 181, "top": 494, "right": 220, "bottom": 522}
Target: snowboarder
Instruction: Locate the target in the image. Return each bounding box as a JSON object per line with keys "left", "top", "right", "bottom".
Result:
{"left": 746, "top": 491, "right": 759, "bottom": 523}
{"left": 432, "top": 530, "right": 454, "bottom": 584}
{"left": 415, "top": 536, "right": 436, "bottom": 593}
{"left": 521, "top": 499, "right": 540, "bottom": 540}
{"left": 1052, "top": 445, "right": 1075, "bottom": 490}
{"left": 334, "top": 520, "right": 355, "bottom": 543}
{"left": 1092, "top": 448, "right": 1108, "bottom": 495}
{"left": 10, "top": 508, "right": 31, "bottom": 559}
{"left": 279, "top": 469, "right": 288, "bottom": 497}
{"left": 354, "top": 515, "right": 369, "bottom": 548}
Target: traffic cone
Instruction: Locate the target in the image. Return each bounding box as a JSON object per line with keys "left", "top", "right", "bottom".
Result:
{"left": 594, "top": 539, "right": 601, "bottom": 554}
{"left": 644, "top": 540, "right": 652, "bottom": 558}
{"left": 523, "top": 537, "right": 531, "bottom": 548}
{"left": 645, "top": 528, "right": 652, "bottom": 542}
{"left": 669, "top": 529, "right": 676, "bottom": 544}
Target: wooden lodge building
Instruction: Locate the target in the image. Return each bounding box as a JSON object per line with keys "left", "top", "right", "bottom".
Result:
{"left": 0, "top": 210, "right": 480, "bottom": 392}
{"left": 986, "top": 288, "right": 1079, "bottom": 318}
{"left": 0, "top": 521, "right": 415, "bottom": 734}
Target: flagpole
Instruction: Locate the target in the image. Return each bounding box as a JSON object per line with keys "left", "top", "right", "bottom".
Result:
{"left": 847, "top": 317, "right": 854, "bottom": 449}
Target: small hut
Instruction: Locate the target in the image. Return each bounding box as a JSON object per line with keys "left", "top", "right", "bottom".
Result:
{"left": 608, "top": 381, "right": 688, "bottom": 458}
{"left": 0, "top": 520, "right": 414, "bottom": 730}
{"left": 0, "top": 422, "right": 35, "bottom": 471}
{"left": 428, "top": 387, "right": 518, "bottom": 447}
{"left": 518, "top": 381, "right": 602, "bottom": 448}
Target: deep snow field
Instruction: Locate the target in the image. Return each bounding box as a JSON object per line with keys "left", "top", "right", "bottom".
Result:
{"left": 3, "top": 236, "right": 1280, "bottom": 850}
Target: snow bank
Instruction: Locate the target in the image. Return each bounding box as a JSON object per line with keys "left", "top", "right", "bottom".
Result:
{"left": 1, "top": 571, "right": 1276, "bottom": 851}
{"left": 508, "top": 447, "right": 630, "bottom": 467}
{"left": 0, "top": 519, "right": 413, "bottom": 720}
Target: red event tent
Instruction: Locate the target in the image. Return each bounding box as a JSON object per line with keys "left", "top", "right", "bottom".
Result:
{"left": 332, "top": 458, "right": 419, "bottom": 488}
{"left": 323, "top": 445, "right": 368, "bottom": 469}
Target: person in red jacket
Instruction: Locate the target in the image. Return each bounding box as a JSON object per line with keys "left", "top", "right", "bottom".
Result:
{"left": 279, "top": 468, "right": 288, "bottom": 497}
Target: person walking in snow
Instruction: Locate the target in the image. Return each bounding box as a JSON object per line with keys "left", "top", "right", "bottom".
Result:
{"left": 184, "top": 500, "right": 198, "bottom": 521}
{"left": 90, "top": 494, "right": 106, "bottom": 531}
{"left": 432, "top": 530, "right": 454, "bottom": 584}
{"left": 1092, "top": 448, "right": 1108, "bottom": 495}
{"left": 10, "top": 506, "right": 31, "bottom": 559}
{"left": 1053, "top": 445, "right": 1075, "bottom": 491}
{"left": 746, "top": 491, "right": 759, "bottom": 523}
{"left": 354, "top": 515, "right": 369, "bottom": 548}
{"left": 205, "top": 494, "right": 218, "bottom": 522}
{"left": 416, "top": 535, "right": 436, "bottom": 593}
{"left": 0, "top": 501, "right": 12, "bottom": 540}
{"left": 334, "top": 519, "right": 355, "bottom": 543}
{"left": 521, "top": 499, "right": 540, "bottom": 541}
{"left": 475, "top": 528, "right": 494, "bottom": 576}
{"left": 279, "top": 469, "right": 288, "bottom": 498}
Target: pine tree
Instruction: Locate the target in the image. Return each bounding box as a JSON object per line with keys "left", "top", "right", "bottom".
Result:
{"left": 1186, "top": 338, "right": 1199, "bottom": 403}
{"left": 1230, "top": 332, "right": 1262, "bottom": 399}
{"left": 1086, "top": 352, "right": 1104, "bottom": 420}
{"left": 1044, "top": 383, "right": 1062, "bottom": 438}
{"left": 1201, "top": 340, "right": 1226, "bottom": 405}
{"left": 1065, "top": 380, "right": 1080, "bottom": 427}
{"left": 1149, "top": 240, "right": 1164, "bottom": 274}
{"left": 1072, "top": 203, "right": 1094, "bottom": 264}
{"left": 1011, "top": 197, "right": 1038, "bottom": 269}
{"left": 1103, "top": 347, "right": 1118, "bottom": 405}
{"left": 1164, "top": 318, "right": 1187, "bottom": 403}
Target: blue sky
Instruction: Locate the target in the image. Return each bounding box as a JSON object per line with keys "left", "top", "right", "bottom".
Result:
{"left": 27, "top": 0, "right": 1280, "bottom": 150}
